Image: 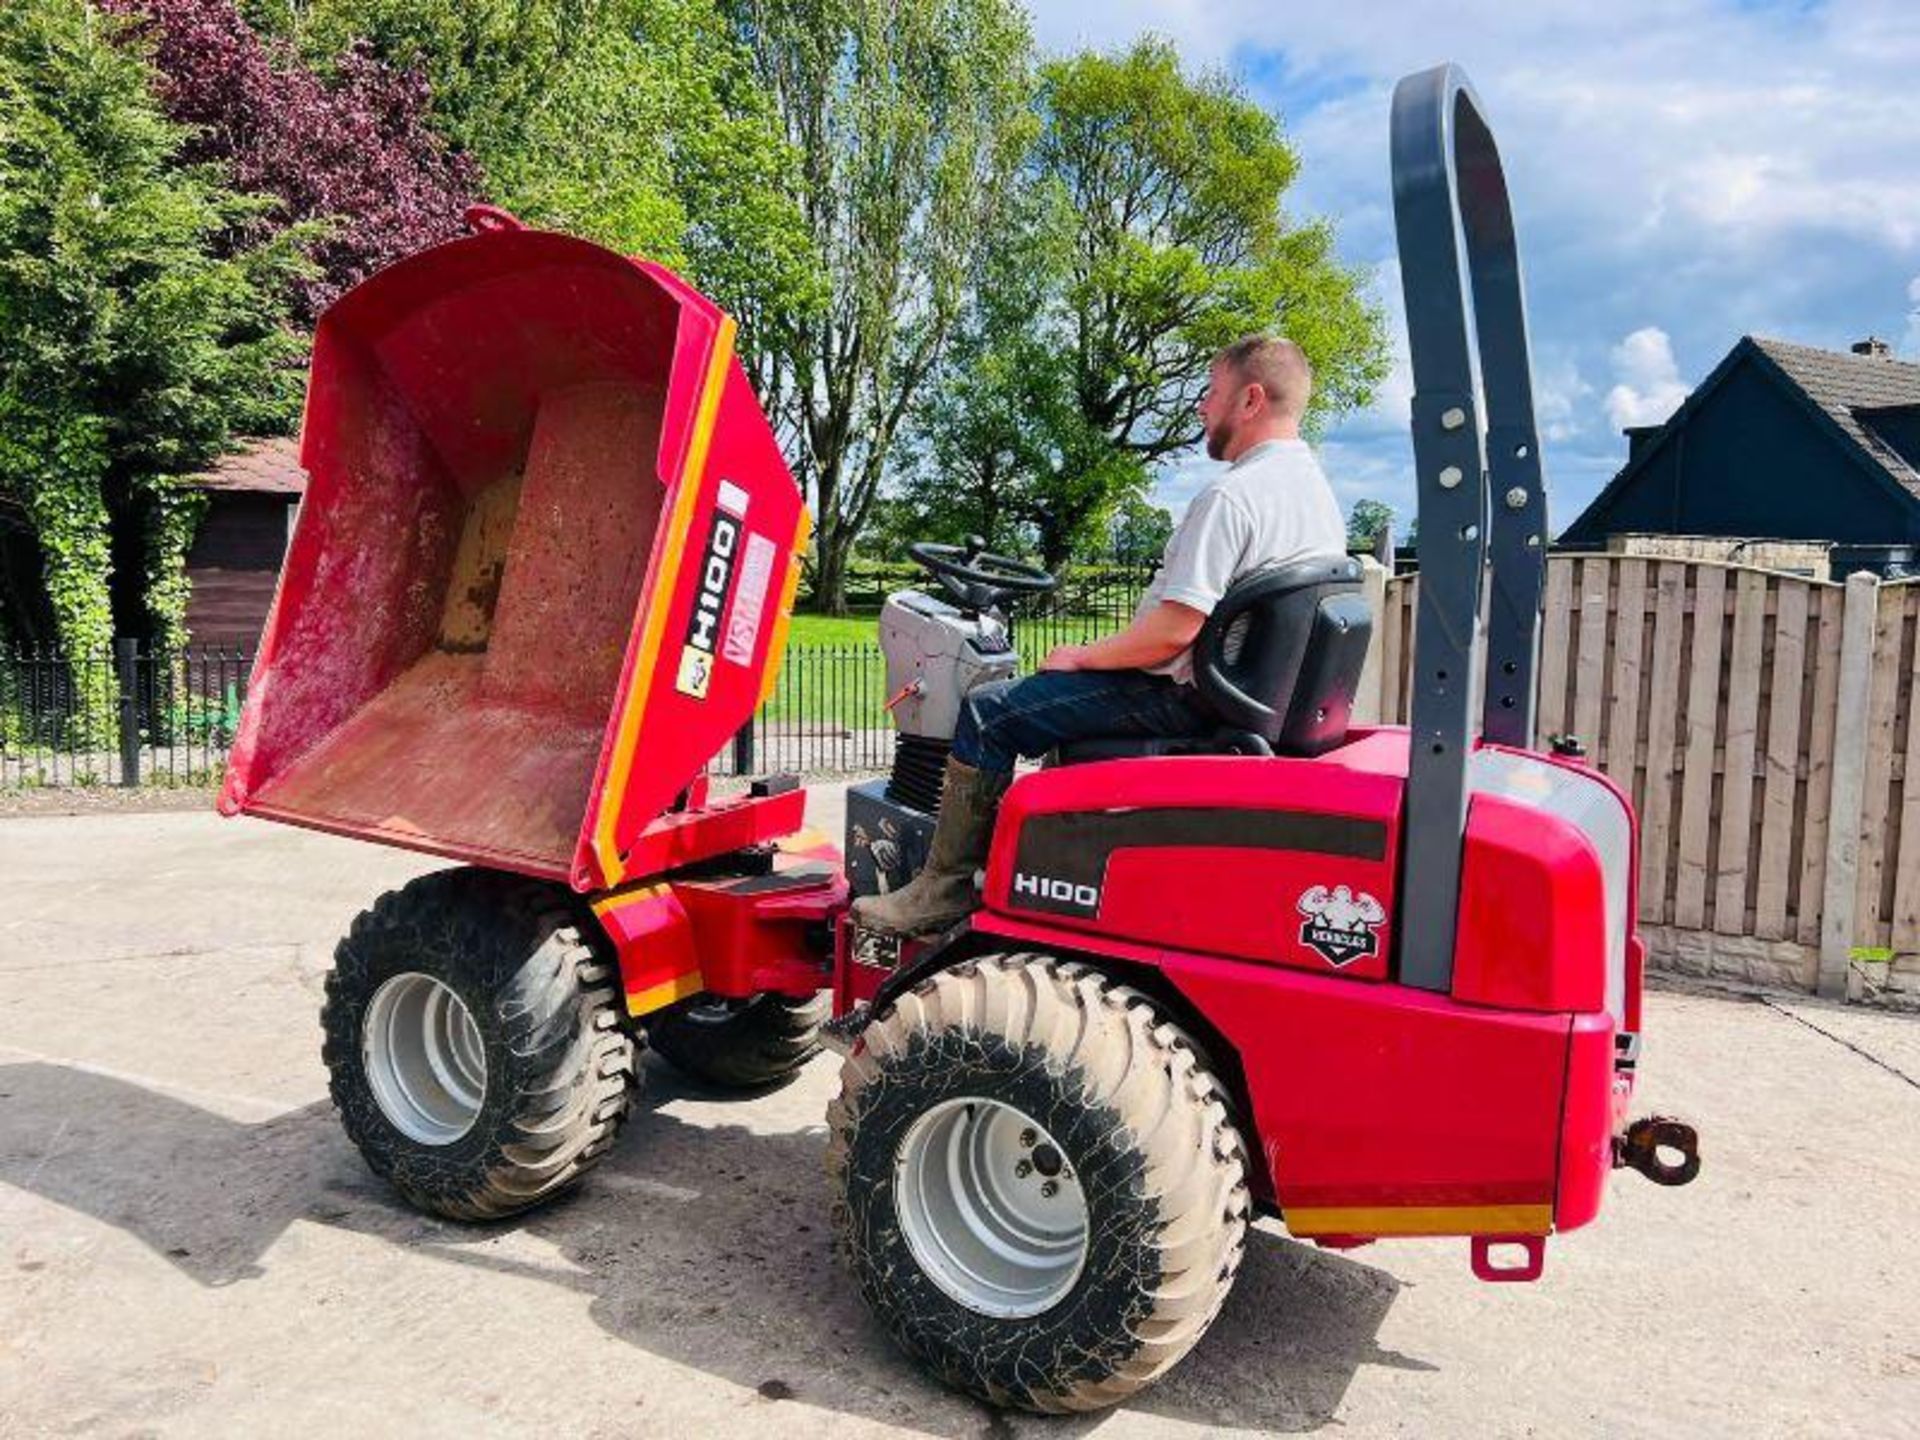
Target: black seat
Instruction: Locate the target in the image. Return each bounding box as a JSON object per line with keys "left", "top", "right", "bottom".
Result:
{"left": 1051, "top": 555, "right": 1373, "bottom": 763}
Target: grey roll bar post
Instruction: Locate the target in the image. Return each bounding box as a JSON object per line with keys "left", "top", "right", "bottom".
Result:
{"left": 1389, "top": 65, "right": 1549, "bottom": 992}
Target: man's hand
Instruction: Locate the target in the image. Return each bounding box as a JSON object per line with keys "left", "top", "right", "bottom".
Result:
{"left": 1040, "top": 644, "right": 1089, "bottom": 673}
{"left": 1042, "top": 602, "right": 1205, "bottom": 673}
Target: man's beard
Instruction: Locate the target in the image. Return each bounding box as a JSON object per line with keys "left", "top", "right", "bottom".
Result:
{"left": 1204, "top": 417, "right": 1232, "bottom": 461}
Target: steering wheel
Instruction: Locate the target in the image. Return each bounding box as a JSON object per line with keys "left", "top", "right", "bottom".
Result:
{"left": 908, "top": 535, "right": 1057, "bottom": 612}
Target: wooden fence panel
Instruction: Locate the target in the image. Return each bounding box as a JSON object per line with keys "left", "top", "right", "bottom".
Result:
{"left": 1573, "top": 559, "right": 1610, "bottom": 755}
{"left": 1538, "top": 560, "right": 1575, "bottom": 741}
{"left": 1891, "top": 590, "right": 1920, "bottom": 951}
{"left": 1755, "top": 580, "right": 1808, "bottom": 940}
{"left": 1606, "top": 558, "right": 1648, "bottom": 798}
{"left": 1373, "top": 556, "right": 1868, "bottom": 986}
{"left": 1354, "top": 557, "right": 1920, "bottom": 1000}
{"left": 1797, "top": 584, "right": 1844, "bottom": 948}
{"left": 1713, "top": 569, "right": 1768, "bottom": 934}
{"left": 1853, "top": 587, "right": 1906, "bottom": 948}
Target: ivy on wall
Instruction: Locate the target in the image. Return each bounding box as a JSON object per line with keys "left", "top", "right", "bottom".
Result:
{"left": 0, "top": 0, "right": 306, "bottom": 739}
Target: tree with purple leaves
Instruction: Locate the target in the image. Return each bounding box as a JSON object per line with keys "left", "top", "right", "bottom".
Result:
{"left": 102, "top": 0, "right": 478, "bottom": 322}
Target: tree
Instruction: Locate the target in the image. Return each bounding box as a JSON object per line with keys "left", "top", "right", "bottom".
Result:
{"left": 897, "top": 181, "right": 1140, "bottom": 567}
{"left": 1347, "top": 497, "right": 1395, "bottom": 548}
{"left": 103, "top": 0, "right": 478, "bottom": 322}
{"left": 735, "top": 0, "right": 1036, "bottom": 613}
{"left": 907, "top": 39, "right": 1389, "bottom": 570}
{"left": 0, "top": 0, "right": 306, "bottom": 735}
{"left": 270, "top": 0, "right": 821, "bottom": 371}
{"left": 1111, "top": 496, "right": 1173, "bottom": 564}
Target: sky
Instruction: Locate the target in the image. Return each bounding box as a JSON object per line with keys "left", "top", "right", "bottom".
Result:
{"left": 1028, "top": 0, "right": 1920, "bottom": 537}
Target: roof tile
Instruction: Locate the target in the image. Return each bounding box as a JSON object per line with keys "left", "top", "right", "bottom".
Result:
{"left": 183, "top": 436, "right": 305, "bottom": 496}
{"left": 1750, "top": 337, "right": 1920, "bottom": 496}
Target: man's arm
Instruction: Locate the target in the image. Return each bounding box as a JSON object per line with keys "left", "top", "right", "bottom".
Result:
{"left": 1040, "top": 601, "right": 1206, "bottom": 673}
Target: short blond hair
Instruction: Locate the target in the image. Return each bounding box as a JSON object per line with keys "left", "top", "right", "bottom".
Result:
{"left": 1217, "top": 335, "right": 1312, "bottom": 421}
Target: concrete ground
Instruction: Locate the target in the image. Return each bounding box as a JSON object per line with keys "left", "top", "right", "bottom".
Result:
{"left": 2, "top": 790, "right": 1918, "bottom": 1439}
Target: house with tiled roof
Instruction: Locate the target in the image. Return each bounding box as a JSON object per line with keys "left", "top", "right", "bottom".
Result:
{"left": 179, "top": 436, "right": 305, "bottom": 646}
{"left": 1560, "top": 336, "right": 1920, "bottom": 578}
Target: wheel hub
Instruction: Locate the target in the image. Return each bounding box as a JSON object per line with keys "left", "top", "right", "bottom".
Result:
{"left": 363, "top": 972, "right": 487, "bottom": 1145}
{"left": 893, "top": 1098, "right": 1089, "bottom": 1318}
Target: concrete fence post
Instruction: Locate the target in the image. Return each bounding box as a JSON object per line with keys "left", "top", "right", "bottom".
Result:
{"left": 1817, "top": 570, "right": 1879, "bottom": 999}
{"left": 1353, "top": 556, "right": 1390, "bottom": 726}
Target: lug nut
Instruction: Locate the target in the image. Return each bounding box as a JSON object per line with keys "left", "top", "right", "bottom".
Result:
{"left": 1014, "top": 1160, "right": 1032, "bottom": 1178}
{"left": 1040, "top": 1181, "right": 1059, "bottom": 1198}
{"left": 1019, "top": 1128, "right": 1037, "bottom": 1147}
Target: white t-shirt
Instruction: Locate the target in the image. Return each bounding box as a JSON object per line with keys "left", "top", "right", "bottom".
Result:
{"left": 1133, "top": 438, "right": 1348, "bottom": 684}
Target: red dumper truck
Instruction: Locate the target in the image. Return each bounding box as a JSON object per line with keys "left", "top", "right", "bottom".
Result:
{"left": 222, "top": 68, "right": 1697, "bottom": 1413}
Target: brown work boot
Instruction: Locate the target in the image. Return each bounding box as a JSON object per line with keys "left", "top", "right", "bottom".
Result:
{"left": 852, "top": 758, "right": 1011, "bottom": 937}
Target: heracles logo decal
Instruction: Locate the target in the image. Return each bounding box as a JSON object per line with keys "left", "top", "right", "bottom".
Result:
{"left": 1296, "top": 884, "right": 1385, "bottom": 968}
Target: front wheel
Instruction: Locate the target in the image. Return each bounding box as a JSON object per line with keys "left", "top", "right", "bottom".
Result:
{"left": 321, "top": 868, "right": 637, "bottom": 1221}
{"left": 827, "top": 953, "right": 1249, "bottom": 1413}
{"left": 643, "top": 991, "right": 827, "bottom": 1089}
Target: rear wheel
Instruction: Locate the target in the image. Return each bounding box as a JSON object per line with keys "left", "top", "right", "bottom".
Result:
{"left": 321, "top": 867, "right": 636, "bottom": 1221}
{"left": 827, "top": 953, "right": 1249, "bottom": 1413}
{"left": 644, "top": 992, "right": 827, "bottom": 1089}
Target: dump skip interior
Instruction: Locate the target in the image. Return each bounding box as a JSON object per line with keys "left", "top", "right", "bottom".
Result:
{"left": 236, "top": 253, "right": 680, "bottom": 877}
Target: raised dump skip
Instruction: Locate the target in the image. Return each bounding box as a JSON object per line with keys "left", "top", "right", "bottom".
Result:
{"left": 220, "top": 215, "right": 807, "bottom": 891}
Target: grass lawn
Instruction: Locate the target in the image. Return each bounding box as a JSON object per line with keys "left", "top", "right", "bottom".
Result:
{"left": 758, "top": 606, "right": 1124, "bottom": 725}
{"left": 785, "top": 611, "right": 882, "bottom": 647}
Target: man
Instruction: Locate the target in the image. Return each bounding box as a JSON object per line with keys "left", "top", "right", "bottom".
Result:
{"left": 852, "top": 334, "right": 1348, "bottom": 936}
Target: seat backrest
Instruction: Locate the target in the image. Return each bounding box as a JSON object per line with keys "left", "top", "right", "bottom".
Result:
{"left": 1192, "top": 555, "right": 1373, "bottom": 756}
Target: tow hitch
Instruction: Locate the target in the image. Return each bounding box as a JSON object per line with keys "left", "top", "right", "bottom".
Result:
{"left": 1616, "top": 1116, "right": 1701, "bottom": 1186}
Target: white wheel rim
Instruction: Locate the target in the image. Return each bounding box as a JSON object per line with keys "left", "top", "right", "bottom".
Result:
{"left": 363, "top": 972, "right": 488, "bottom": 1145}
{"left": 894, "top": 1098, "right": 1089, "bottom": 1318}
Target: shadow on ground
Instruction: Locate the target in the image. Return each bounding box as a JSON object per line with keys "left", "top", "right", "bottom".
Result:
{"left": 0, "top": 1058, "right": 1425, "bottom": 1435}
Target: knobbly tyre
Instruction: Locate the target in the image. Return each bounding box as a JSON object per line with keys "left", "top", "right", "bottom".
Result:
{"left": 223, "top": 68, "right": 1698, "bottom": 1414}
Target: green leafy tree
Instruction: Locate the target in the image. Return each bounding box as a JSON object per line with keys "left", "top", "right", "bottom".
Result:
{"left": 1347, "top": 497, "right": 1395, "bottom": 548}
{"left": 268, "top": 0, "right": 820, "bottom": 369}
{"left": 1111, "top": 495, "right": 1173, "bottom": 564}
{"left": 0, "top": 0, "right": 306, "bottom": 739}
{"left": 907, "top": 39, "right": 1388, "bottom": 570}
{"left": 735, "top": 0, "right": 1036, "bottom": 614}
{"left": 895, "top": 184, "right": 1137, "bottom": 566}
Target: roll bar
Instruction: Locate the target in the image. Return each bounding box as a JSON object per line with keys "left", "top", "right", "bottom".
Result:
{"left": 1390, "top": 65, "right": 1549, "bottom": 992}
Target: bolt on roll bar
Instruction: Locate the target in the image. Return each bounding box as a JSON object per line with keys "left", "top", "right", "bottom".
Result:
{"left": 1389, "top": 65, "right": 1550, "bottom": 993}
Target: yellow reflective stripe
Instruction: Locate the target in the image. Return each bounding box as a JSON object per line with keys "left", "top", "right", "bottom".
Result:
{"left": 625, "top": 968, "right": 706, "bottom": 1018}
{"left": 589, "top": 882, "right": 669, "bottom": 919}
{"left": 1285, "top": 1204, "right": 1552, "bottom": 1237}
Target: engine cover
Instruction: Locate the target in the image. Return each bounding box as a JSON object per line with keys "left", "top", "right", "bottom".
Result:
{"left": 879, "top": 592, "right": 1016, "bottom": 741}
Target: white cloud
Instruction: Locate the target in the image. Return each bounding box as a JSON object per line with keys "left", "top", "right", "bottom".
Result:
{"left": 1034, "top": 0, "right": 1920, "bottom": 256}
{"left": 1036, "top": 0, "right": 1920, "bottom": 515}
{"left": 1534, "top": 354, "right": 1594, "bottom": 444}
{"left": 1604, "top": 327, "right": 1690, "bottom": 431}
{"left": 1148, "top": 453, "right": 1224, "bottom": 513}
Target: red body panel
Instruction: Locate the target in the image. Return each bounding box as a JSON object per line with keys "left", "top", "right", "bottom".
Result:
{"left": 1556, "top": 1013, "right": 1624, "bottom": 1232}
{"left": 983, "top": 753, "right": 1403, "bottom": 982}
{"left": 1452, "top": 792, "right": 1608, "bottom": 1013}
{"left": 957, "top": 729, "right": 1641, "bottom": 1244}
{"left": 595, "top": 845, "right": 842, "bottom": 1016}
{"left": 969, "top": 912, "right": 1567, "bottom": 1233}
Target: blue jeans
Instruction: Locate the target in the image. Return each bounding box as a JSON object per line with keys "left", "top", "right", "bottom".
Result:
{"left": 951, "top": 669, "right": 1212, "bottom": 775}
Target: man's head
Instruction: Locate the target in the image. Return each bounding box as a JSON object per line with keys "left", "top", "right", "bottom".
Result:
{"left": 1198, "top": 335, "right": 1313, "bottom": 462}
